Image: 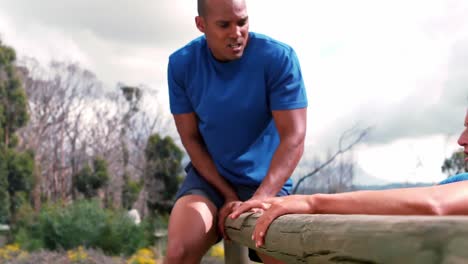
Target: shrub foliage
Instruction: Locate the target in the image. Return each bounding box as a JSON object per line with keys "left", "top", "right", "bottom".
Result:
{"left": 14, "top": 200, "right": 151, "bottom": 256}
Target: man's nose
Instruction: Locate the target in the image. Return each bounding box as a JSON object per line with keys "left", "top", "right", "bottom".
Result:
{"left": 458, "top": 131, "right": 468, "bottom": 147}
{"left": 229, "top": 25, "right": 242, "bottom": 38}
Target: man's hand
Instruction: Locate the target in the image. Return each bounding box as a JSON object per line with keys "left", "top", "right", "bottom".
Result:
{"left": 218, "top": 195, "right": 270, "bottom": 241}
{"left": 218, "top": 196, "right": 268, "bottom": 241}
{"left": 218, "top": 198, "right": 242, "bottom": 241}
{"left": 228, "top": 197, "right": 271, "bottom": 219}
{"left": 228, "top": 196, "right": 272, "bottom": 219}
{"left": 229, "top": 195, "right": 314, "bottom": 247}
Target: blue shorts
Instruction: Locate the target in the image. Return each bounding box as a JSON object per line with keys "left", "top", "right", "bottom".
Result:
{"left": 176, "top": 163, "right": 290, "bottom": 208}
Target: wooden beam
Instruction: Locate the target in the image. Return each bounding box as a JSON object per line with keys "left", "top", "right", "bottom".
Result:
{"left": 225, "top": 213, "right": 468, "bottom": 264}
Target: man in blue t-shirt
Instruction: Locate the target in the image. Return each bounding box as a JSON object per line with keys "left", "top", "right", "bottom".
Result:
{"left": 164, "top": 0, "right": 307, "bottom": 263}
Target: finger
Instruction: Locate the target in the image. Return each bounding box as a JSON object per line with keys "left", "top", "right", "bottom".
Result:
{"left": 218, "top": 217, "right": 229, "bottom": 241}
{"left": 218, "top": 208, "right": 229, "bottom": 240}
{"left": 230, "top": 201, "right": 264, "bottom": 219}
{"left": 230, "top": 201, "right": 242, "bottom": 212}
{"left": 219, "top": 203, "right": 238, "bottom": 241}
{"left": 254, "top": 210, "right": 279, "bottom": 247}
{"left": 250, "top": 208, "right": 264, "bottom": 214}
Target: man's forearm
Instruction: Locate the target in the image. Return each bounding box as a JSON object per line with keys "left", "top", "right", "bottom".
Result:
{"left": 311, "top": 183, "right": 468, "bottom": 215}
{"left": 254, "top": 108, "right": 307, "bottom": 198}
{"left": 254, "top": 137, "right": 304, "bottom": 198}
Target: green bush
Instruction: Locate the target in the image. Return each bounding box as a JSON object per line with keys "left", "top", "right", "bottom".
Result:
{"left": 74, "top": 157, "right": 109, "bottom": 199}
{"left": 121, "top": 174, "right": 142, "bottom": 210}
{"left": 14, "top": 227, "right": 44, "bottom": 251}
{"left": 12, "top": 200, "right": 152, "bottom": 256}
{"left": 0, "top": 151, "right": 10, "bottom": 224}
{"left": 0, "top": 178, "right": 9, "bottom": 224}
{"left": 12, "top": 202, "right": 43, "bottom": 251}
{"left": 96, "top": 210, "right": 147, "bottom": 256}
{"left": 39, "top": 200, "right": 108, "bottom": 250}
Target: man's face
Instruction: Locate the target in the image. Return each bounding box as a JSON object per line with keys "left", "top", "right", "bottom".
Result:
{"left": 458, "top": 111, "right": 468, "bottom": 162}
{"left": 196, "top": 0, "right": 249, "bottom": 62}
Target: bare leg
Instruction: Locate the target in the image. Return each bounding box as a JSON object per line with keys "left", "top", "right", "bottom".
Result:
{"left": 257, "top": 251, "right": 285, "bottom": 264}
{"left": 164, "top": 195, "right": 218, "bottom": 264}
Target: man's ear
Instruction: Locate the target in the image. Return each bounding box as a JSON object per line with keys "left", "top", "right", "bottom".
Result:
{"left": 195, "top": 16, "right": 205, "bottom": 33}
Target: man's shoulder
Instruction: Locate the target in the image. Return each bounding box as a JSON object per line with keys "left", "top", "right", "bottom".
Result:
{"left": 169, "top": 36, "right": 206, "bottom": 65}
{"left": 249, "top": 32, "right": 294, "bottom": 54}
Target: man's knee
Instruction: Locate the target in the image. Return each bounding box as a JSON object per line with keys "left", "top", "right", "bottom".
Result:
{"left": 165, "top": 195, "right": 219, "bottom": 263}
{"left": 165, "top": 239, "right": 207, "bottom": 264}
{"left": 165, "top": 241, "right": 189, "bottom": 263}
{"left": 169, "top": 194, "right": 218, "bottom": 232}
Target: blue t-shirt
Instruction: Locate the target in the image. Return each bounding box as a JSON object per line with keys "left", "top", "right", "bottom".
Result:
{"left": 168, "top": 32, "right": 307, "bottom": 190}
{"left": 438, "top": 173, "right": 468, "bottom": 185}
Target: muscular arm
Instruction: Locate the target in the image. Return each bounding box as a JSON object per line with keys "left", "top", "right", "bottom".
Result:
{"left": 253, "top": 108, "right": 307, "bottom": 198}
{"left": 312, "top": 181, "right": 468, "bottom": 215}
{"left": 174, "top": 113, "right": 238, "bottom": 200}
{"left": 232, "top": 181, "right": 468, "bottom": 247}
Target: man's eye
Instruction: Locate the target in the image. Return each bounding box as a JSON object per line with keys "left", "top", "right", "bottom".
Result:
{"left": 218, "top": 23, "right": 229, "bottom": 28}
{"left": 238, "top": 18, "right": 248, "bottom": 27}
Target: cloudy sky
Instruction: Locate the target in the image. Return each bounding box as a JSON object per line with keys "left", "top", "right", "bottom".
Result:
{"left": 0, "top": 0, "right": 467, "bottom": 184}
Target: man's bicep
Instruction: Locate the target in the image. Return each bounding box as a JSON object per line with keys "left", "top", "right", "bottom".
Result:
{"left": 173, "top": 112, "right": 200, "bottom": 140}
{"left": 272, "top": 108, "right": 307, "bottom": 140}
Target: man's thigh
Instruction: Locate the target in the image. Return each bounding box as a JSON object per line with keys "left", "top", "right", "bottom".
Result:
{"left": 171, "top": 163, "right": 225, "bottom": 245}
{"left": 167, "top": 195, "right": 219, "bottom": 254}
{"left": 175, "top": 163, "right": 224, "bottom": 209}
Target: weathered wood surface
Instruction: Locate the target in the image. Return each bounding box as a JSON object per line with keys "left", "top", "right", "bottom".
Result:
{"left": 224, "top": 240, "right": 251, "bottom": 264}
{"left": 225, "top": 213, "right": 468, "bottom": 264}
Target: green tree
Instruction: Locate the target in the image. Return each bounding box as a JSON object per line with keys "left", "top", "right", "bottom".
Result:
{"left": 0, "top": 40, "right": 29, "bottom": 148}
{"left": 0, "top": 151, "right": 9, "bottom": 223}
{"left": 0, "top": 40, "right": 33, "bottom": 224}
{"left": 145, "top": 134, "right": 183, "bottom": 213}
{"left": 121, "top": 173, "right": 142, "bottom": 210}
{"left": 119, "top": 85, "right": 142, "bottom": 172}
{"left": 442, "top": 150, "right": 467, "bottom": 177}
{"left": 74, "top": 157, "right": 109, "bottom": 199}
{"left": 7, "top": 149, "right": 34, "bottom": 213}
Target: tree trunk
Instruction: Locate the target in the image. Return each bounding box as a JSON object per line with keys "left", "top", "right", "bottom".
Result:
{"left": 32, "top": 159, "right": 41, "bottom": 212}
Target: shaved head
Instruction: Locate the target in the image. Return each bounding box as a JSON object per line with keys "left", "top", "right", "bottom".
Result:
{"left": 197, "top": 0, "right": 207, "bottom": 16}
{"left": 198, "top": 0, "right": 246, "bottom": 17}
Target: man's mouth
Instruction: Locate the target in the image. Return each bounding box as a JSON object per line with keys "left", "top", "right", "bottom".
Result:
{"left": 228, "top": 42, "right": 242, "bottom": 49}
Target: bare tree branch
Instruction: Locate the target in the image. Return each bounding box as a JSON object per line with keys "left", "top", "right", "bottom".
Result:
{"left": 293, "top": 126, "right": 371, "bottom": 194}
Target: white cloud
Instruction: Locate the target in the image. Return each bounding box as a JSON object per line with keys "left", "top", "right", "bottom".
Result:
{"left": 0, "top": 12, "right": 90, "bottom": 66}
{"left": 357, "top": 134, "right": 461, "bottom": 183}
{"left": 0, "top": 0, "right": 467, "bottom": 183}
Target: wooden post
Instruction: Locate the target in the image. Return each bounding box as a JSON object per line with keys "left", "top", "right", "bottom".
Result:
{"left": 0, "top": 225, "right": 9, "bottom": 247}
{"left": 226, "top": 213, "right": 468, "bottom": 264}
{"left": 154, "top": 229, "right": 168, "bottom": 259}
{"left": 224, "top": 240, "right": 250, "bottom": 264}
